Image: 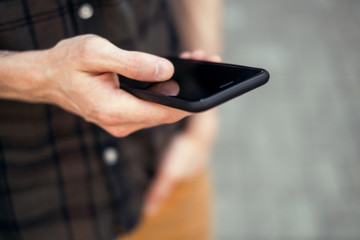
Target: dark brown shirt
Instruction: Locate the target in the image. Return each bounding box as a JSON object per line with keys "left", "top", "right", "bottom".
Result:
{"left": 0, "top": 1, "right": 182, "bottom": 239}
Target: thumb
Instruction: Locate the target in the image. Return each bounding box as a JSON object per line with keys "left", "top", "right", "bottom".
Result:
{"left": 117, "top": 50, "right": 174, "bottom": 81}
{"left": 82, "top": 37, "right": 174, "bottom": 81}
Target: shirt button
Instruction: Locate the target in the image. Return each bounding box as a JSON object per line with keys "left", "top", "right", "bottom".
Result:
{"left": 103, "top": 147, "right": 119, "bottom": 166}
{"left": 78, "top": 3, "right": 94, "bottom": 20}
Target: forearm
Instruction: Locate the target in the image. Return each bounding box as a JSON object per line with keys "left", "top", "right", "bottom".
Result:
{"left": 0, "top": 50, "right": 48, "bottom": 103}
{"left": 0, "top": 35, "right": 190, "bottom": 137}
{"left": 168, "top": 0, "right": 223, "bottom": 55}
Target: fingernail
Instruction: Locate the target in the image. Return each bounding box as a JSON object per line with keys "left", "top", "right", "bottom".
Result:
{"left": 155, "top": 60, "right": 168, "bottom": 81}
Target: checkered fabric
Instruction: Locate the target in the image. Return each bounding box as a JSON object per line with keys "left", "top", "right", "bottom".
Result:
{"left": 0, "top": 0, "right": 182, "bottom": 239}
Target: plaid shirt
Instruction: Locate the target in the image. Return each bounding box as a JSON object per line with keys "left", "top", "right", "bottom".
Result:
{"left": 0, "top": 0, "right": 183, "bottom": 239}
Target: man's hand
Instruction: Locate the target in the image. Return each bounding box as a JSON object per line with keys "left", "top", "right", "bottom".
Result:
{"left": 0, "top": 35, "right": 190, "bottom": 137}
{"left": 144, "top": 51, "right": 220, "bottom": 215}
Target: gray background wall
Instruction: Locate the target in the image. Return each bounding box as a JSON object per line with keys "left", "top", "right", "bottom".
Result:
{"left": 212, "top": 0, "right": 360, "bottom": 239}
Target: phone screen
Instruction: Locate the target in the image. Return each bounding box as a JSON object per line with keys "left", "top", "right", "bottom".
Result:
{"left": 169, "top": 58, "right": 264, "bottom": 100}
{"left": 119, "top": 57, "right": 264, "bottom": 101}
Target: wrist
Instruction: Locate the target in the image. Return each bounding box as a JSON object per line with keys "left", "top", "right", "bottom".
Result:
{"left": 0, "top": 49, "right": 51, "bottom": 103}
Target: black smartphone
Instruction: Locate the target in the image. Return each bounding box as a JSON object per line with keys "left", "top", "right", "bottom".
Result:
{"left": 119, "top": 57, "right": 269, "bottom": 112}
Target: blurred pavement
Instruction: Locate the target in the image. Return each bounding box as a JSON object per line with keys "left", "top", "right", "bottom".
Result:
{"left": 212, "top": 0, "right": 360, "bottom": 239}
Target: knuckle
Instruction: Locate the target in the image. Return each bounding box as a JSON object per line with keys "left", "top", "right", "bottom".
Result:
{"left": 128, "top": 52, "right": 142, "bottom": 66}
{"left": 81, "top": 34, "right": 104, "bottom": 45}
{"left": 96, "top": 112, "right": 121, "bottom": 126}
{"left": 77, "top": 35, "right": 106, "bottom": 60}
{"left": 126, "top": 54, "right": 141, "bottom": 74}
{"left": 109, "top": 128, "right": 132, "bottom": 138}
{"left": 54, "top": 38, "right": 68, "bottom": 48}
{"left": 125, "top": 52, "right": 150, "bottom": 79}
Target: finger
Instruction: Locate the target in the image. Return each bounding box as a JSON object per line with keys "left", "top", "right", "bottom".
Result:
{"left": 96, "top": 88, "right": 190, "bottom": 126}
{"left": 160, "top": 135, "right": 201, "bottom": 179}
{"left": 147, "top": 80, "right": 180, "bottom": 96}
{"left": 117, "top": 50, "right": 174, "bottom": 81}
{"left": 179, "top": 51, "right": 191, "bottom": 59}
{"left": 205, "top": 55, "right": 222, "bottom": 63}
{"left": 79, "top": 36, "right": 174, "bottom": 81}
{"left": 144, "top": 173, "right": 176, "bottom": 215}
{"left": 115, "top": 90, "right": 190, "bottom": 124}
{"left": 94, "top": 72, "right": 120, "bottom": 88}
{"left": 190, "top": 49, "right": 206, "bottom": 60}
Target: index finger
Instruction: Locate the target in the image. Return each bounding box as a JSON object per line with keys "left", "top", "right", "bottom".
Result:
{"left": 104, "top": 88, "right": 191, "bottom": 125}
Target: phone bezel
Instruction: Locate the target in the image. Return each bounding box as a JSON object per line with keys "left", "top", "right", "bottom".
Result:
{"left": 120, "top": 58, "right": 270, "bottom": 112}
